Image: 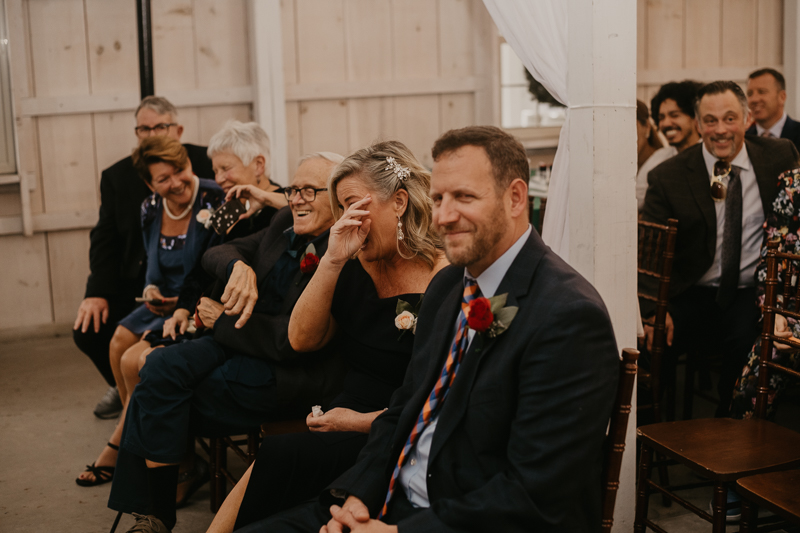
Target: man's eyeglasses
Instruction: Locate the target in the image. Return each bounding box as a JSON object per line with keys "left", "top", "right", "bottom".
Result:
{"left": 135, "top": 123, "right": 178, "bottom": 137}
{"left": 710, "top": 160, "right": 731, "bottom": 202}
{"left": 283, "top": 187, "right": 327, "bottom": 202}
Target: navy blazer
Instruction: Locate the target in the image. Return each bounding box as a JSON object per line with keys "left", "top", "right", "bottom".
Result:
{"left": 746, "top": 114, "right": 800, "bottom": 151}
{"left": 202, "top": 207, "right": 345, "bottom": 414}
{"left": 324, "top": 229, "right": 619, "bottom": 532}
{"left": 141, "top": 177, "right": 224, "bottom": 291}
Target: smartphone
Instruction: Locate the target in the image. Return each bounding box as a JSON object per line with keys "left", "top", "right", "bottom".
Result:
{"left": 210, "top": 198, "right": 247, "bottom": 235}
{"left": 135, "top": 297, "right": 166, "bottom": 305}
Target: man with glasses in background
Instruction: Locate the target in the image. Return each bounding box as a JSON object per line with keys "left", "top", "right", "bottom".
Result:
{"left": 641, "top": 81, "right": 799, "bottom": 422}
{"left": 73, "top": 96, "right": 214, "bottom": 419}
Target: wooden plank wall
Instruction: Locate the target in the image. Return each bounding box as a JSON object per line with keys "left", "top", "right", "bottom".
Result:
{"left": 0, "top": 0, "right": 785, "bottom": 331}
{"left": 281, "top": 0, "right": 494, "bottom": 170}
{"left": 0, "top": 0, "right": 251, "bottom": 330}
{"left": 637, "top": 0, "right": 784, "bottom": 105}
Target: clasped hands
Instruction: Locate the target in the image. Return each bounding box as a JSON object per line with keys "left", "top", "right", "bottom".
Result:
{"left": 321, "top": 496, "right": 397, "bottom": 533}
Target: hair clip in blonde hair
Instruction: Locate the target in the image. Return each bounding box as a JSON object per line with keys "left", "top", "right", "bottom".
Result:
{"left": 385, "top": 156, "right": 411, "bottom": 181}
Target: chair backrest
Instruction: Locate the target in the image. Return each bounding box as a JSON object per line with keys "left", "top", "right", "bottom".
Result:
{"left": 637, "top": 218, "right": 678, "bottom": 421}
{"left": 756, "top": 240, "right": 800, "bottom": 418}
{"left": 601, "top": 348, "right": 640, "bottom": 533}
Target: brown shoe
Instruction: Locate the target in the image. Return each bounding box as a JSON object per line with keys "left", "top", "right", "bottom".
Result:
{"left": 125, "top": 513, "right": 171, "bottom": 533}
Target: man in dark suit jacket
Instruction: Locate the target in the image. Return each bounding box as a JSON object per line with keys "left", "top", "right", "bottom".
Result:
{"left": 108, "top": 155, "right": 345, "bottom": 533}
{"left": 241, "top": 126, "right": 619, "bottom": 533}
{"left": 746, "top": 68, "right": 800, "bottom": 150}
{"left": 642, "top": 81, "right": 800, "bottom": 417}
{"left": 72, "top": 96, "right": 214, "bottom": 419}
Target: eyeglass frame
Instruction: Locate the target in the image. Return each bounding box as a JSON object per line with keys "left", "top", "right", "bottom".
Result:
{"left": 134, "top": 123, "right": 178, "bottom": 137}
{"left": 283, "top": 186, "right": 328, "bottom": 202}
{"left": 710, "top": 160, "right": 731, "bottom": 202}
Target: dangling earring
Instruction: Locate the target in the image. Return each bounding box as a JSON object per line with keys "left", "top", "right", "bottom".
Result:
{"left": 396, "top": 216, "right": 404, "bottom": 241}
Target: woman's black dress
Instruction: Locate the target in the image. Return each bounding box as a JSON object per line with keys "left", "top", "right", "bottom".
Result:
{"left": 234, "top": 259, "right": 420, "bottom": 528}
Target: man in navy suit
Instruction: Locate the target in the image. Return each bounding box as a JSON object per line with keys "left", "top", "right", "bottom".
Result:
{"left": 238, "top": 126, "right": 620, "bottom": 533}
{"left": 746, "top": 68, "right": 800, "bottom": 150}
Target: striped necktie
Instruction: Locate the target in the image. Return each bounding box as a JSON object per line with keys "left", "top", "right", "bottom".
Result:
{"left": 378, "top": 277, "right": 479, "bottom": 518}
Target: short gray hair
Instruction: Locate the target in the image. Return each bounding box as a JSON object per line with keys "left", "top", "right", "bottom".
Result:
{"left": 298, "top": 151, "right": 345, "bottom": 167}
{"left": 207, "top": 121, "right": 271, "bottom": 171}
{"left": 135, "top": 96, "right": 178, "bottom": 121}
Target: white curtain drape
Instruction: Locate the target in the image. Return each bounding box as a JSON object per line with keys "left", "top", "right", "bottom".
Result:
{"left": 482, "top": 0, "right": 570, "bottom": 259}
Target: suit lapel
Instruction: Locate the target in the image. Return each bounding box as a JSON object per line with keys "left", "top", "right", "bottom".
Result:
{"left": 280, "top": 234, "right": 330, "bottom": 314}
{"left": 685, "top": 148, "right": 717, "bottom": 259}
{"left": 746, "top": 138, "right": 778, "bottom": 217}
{"left": 254, "top": 231, "right": 289, "bottom": 287}
{"left": 427, "top": 231, "right": 543, "bottom": 464}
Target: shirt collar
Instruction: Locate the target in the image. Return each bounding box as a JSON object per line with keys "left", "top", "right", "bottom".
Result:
{"left": 702, "top": 141, "right": 751, "bottom": 180}
{"left": 755, "top": 112, "right": 787, "bottom": 138}
{"left": 463, "top": 224, "right": 532, "bottom": 298}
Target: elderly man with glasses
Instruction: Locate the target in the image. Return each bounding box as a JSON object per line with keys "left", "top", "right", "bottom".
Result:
{"left": 640, "top": 81, "right": 800, "bottom": 422}
{"left": 73, "top": 96, "right": 214, "bottom": 420}
{"left": 107, "top": 153, "right": 346, "bottom": 533}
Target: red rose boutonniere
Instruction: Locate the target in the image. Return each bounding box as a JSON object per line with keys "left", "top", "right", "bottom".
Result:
{"left": 300, "top": 243, "right": 320, "bottom": 274}
{"left": 465, "top": 293, "right": 518, "bottom": 338}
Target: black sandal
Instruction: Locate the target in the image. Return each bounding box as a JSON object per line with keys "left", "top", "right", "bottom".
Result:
{"left": 75, "top": 442, "right": 119, "bottom": 487}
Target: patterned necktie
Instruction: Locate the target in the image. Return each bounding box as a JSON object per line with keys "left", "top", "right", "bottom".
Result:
{"left": 716, "top": 165, "right": 742, "bottom": 308}
{"left": 378, "top": 277, "right": 479, "bottom": 518}
{"left": 761, "top": 131, "right": 774, "bottom": 138}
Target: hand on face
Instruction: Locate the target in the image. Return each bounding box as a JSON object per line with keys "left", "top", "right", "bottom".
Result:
{"left": 327, "top": 195, "right": 373, "bottom": 265}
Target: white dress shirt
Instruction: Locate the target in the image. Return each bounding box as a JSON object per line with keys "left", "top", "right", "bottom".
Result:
{"left": 696, "top": 143, "right": 763, "bottom": 288}
{"left": 397, "top": 224, "right": 532, "bottom": 508}
{"left": 755, "top": 112, "right": 787, "bottom": 138}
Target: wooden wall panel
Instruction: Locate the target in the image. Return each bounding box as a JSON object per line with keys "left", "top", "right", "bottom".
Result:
{"left": 194, "top": 0, "right": 250, "bottom": 89}
{"left": 47, "top": 230, "right": 91, "bottom": 324}
{"left": 37, "top": 115, "right": 98, "bottom": 213}
{"left": 85, "top": 0, "right": 139, "bottom": 94}
{"left": 440, "top": 93, "right": 474, "bottom": 134}
{"left": 0, "top": 234, "right": 53, "bottom": 329}
{"left": 93, "top": 112, "right": 137, "bottom": 190}
{"left": 0, "top": 192, "right": 22, "bottom": 216}
{"left": 281, "top": 0, "right": 299, "bottom": 85}
{"left": 637, "top": 0, "right": 646, "bottom": 72}
{"left": 685, "top": 0, "right": 721, "bottom": 69}
{"left": 152, "top": 0, "right": 198, "bottom": 92}
{"left": 344, "top": 0, "right": 392, "bottom": 82}
{"left": 296, "top": 0, "right": 346, "bottom": 83}
{"left": 645, "top": 0, "right": 684, "bottom": 69}
{"left": 438, "top": 0, "right": 474, "bottom": 78}
{"left": 175, "top": 107, "right": 201, "bottom": 146}
{"left": 285, "top": 102, "right": 302, "bottom": 170}
{"left": 197, "top": 104, "right": 252, "bottom": 150}
{"left": 722, "top": 0, "right": 758, "bottom": 67}
{"left": 27, "top": 0, "right": 90, "bottom": 97}
{"left": 392, "top": 0, "right": 439, "bottom": 79}
{"left": 347, "top": 97, "right": 395, "bottom": 151}
{"left": 394, "top": 96, "right": 440, "bottom": 168}
{"left": 299, "top": 101, "right": 349, "bottom": 156}
{"left": 757, "top": 0, "right": 783, "bottom": 65}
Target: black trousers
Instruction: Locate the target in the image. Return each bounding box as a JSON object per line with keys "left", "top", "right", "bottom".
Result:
{"left": 669, "top": 286, "right": 759, "bottom": 417}
{"left": 72, "top": 290, "right": 139, "bottom": 386}
{"left": 234, "top": 489, "right": 422, "bottom": 533}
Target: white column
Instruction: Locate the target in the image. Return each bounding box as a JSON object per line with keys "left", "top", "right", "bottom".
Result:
{"left": 248, "top": 0, "right": 289, "bottom": 185}
{"left": 784, "top": 0, "right": 800, "bottom": 118}
{"left": 567, "top": 1, "right": 638, "bottom": 530}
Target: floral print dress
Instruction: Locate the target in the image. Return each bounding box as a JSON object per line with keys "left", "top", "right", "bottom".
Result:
{"left": 731, "top": 168, "right": 800, "bottom": 419}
